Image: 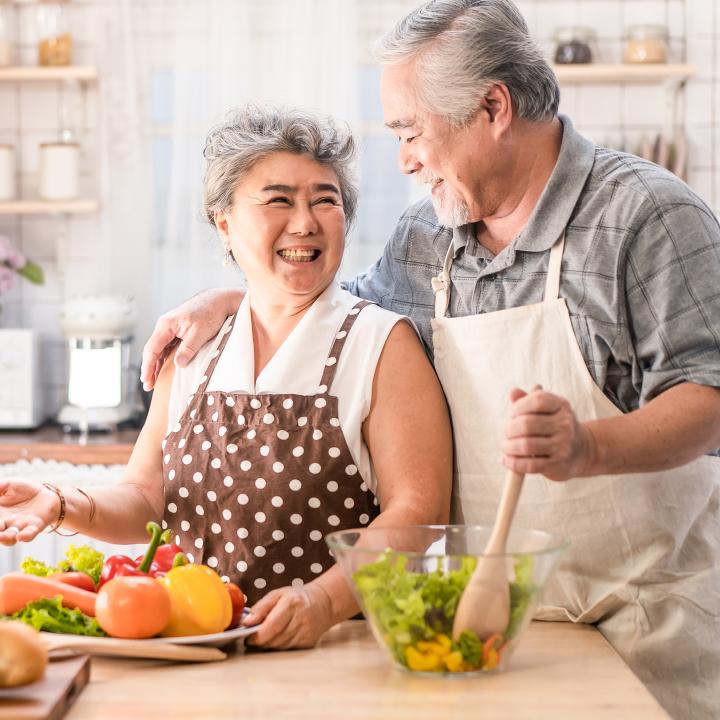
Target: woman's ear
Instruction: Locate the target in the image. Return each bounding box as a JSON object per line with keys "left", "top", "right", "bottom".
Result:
{"left": 215, "top": 210, "right": 230, "bottom": 239}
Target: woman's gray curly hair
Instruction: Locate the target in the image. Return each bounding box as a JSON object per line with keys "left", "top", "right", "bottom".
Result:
{"left": 203, "top": 103, "right": 358, "bottom": 229}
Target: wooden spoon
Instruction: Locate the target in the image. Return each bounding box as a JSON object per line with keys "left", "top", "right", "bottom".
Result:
{"left": 452, "top": 385, "right": 541, "bottom": 641}
{"left": 44, "top": 634, "right": 227, "bottom": 662}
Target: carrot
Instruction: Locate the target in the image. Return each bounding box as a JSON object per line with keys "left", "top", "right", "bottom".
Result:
{"left": 0, "top": 572, "right": 97, "bottom": 617}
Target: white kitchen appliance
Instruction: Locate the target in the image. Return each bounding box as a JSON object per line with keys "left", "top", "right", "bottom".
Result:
{"left": 57, "top": 294, "right": 137, "bottom": 431}
{"left": 0, "top": 329, "right": 44, "bottom": 428}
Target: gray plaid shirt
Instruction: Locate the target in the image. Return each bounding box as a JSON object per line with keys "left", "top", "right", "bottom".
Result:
{"left": 347, "top": 115, "right": 720, "bottom": 423}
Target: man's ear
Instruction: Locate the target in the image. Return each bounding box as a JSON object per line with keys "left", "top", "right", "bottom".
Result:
{"left": 482, "top": 82, "right": 513, "bottom": 136}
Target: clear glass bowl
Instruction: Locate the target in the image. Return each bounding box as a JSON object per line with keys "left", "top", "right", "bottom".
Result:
{"left": 326, "top": 525, "right": 567, "bottom": 675}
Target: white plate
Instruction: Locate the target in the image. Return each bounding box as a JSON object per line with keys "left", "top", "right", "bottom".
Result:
{"left": 42, "top": 610, "right": 258, "bottom": 649}
{"left": 144, "top": 622, "right": 258, "bottom": 648}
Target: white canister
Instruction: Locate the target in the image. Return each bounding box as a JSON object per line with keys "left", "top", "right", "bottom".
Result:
{"left": 39, "top": 142, "right": 79, "bottom": 200}
{"left": 0, "top": 145, "right": 15, "bottom": 201}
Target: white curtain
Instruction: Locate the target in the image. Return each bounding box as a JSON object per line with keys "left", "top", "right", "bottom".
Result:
{"left": 152, "top": 0, "right": 360, "bottom": 328}
{"left": 94, "top": 0, "right": 154, "bottom": 355}
{"left": 91, "top": 0, "right": 361, "bottom": 348}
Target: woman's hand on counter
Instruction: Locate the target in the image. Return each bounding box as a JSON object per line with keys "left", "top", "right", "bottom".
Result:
{"left": 0, "top": 479, "right": 58, "bottom": 545}
{"left": 242, "top": 583, "right": 334, "bottom": 650}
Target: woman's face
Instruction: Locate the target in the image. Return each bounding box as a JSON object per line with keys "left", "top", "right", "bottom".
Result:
{"left": 216, "top": 152, "right": 346, "bottom": 304}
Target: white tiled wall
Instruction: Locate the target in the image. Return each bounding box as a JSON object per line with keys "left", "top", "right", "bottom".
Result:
{"left": 0, "top": 0, "right": 717, "bottom": 423}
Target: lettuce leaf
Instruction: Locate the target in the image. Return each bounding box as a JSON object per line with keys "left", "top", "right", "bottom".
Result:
{"left": 21, "top": 544, "right": 104, "bottom": 586}
{"left": 5, "top": 597, "right": 106, "bottom": 636}
{"left": 353, "top": 550, "right": 537, "bottom": 665}
{"left": 506, "top": 555, "right": 538, "bottom": 638}
{"left": 353, "top": 551, "right": 478, "bottom": 663}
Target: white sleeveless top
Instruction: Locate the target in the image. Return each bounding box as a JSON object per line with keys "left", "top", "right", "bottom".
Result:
{"left": 166, "top": 282, "right": 406, "bottom": 493}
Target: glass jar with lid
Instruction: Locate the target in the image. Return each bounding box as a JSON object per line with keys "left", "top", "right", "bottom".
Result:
{"left": 35, "top": 0, "right": 72, "bottom": 66}
{"left": 0, "top": 1, "right": 12, "bottom": 67}
{"left": 553, "top": 26, "right": 596, "bottom": 65}
{"left": 624, "top": 25, "right": 669, "bottom": 64}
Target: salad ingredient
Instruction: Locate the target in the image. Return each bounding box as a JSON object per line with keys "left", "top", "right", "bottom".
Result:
{"left": 225, "top": 582, "right": 245, "bottom": 630}
{"left": 96, "top": 576, "right": 171, "bottom": 639}
{"left": 151, "top": 541, "right": 184, "bottom": 573}
{"left": 21, "top": 544, "right": 104, "bottom": 586}
{"left": 0, "top": 572, "right": 96, "bottom": 616}
{"left": 7, "top": 597, "right": 105, "bottom": 636}
{"left": 48, "top": 571, "right": 96, "bottom": 593}
{"left": 159, "top": 564, "right": 232, "bottom": 637}
{"left": 98, "top": 522, "right": 177, "bottom": 587}
{"left": 352, "top": 551, "right": 537, "bottom": 672}
{"left": 0, "top": 621, "right": 48, "bottom": 687}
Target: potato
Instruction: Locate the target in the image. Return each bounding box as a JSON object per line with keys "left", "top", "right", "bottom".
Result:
{"left": 0, "top": 621, "right": 48, "bottom": 687}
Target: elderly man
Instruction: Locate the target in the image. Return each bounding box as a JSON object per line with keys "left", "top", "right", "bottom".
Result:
{"left": 142, "top": 1, "right": 720, "bottom": 717}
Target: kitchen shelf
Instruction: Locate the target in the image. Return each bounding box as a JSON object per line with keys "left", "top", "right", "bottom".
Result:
{"left": 0, "top": 65, "right": 98, "bottom": 83}
{"left": 553, "top": 63, "right": 697, "bottom": 85}
{"left": 0, "top": 199, "right": 99, "bottom": 215}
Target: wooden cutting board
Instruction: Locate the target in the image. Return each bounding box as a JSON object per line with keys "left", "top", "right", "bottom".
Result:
{"left": 0, "top": 655, "right": 90, "bottom": 720}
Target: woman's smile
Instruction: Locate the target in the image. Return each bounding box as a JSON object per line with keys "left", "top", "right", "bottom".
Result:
{"left": 277, "top": 247, "right": 322, "bottom": 264}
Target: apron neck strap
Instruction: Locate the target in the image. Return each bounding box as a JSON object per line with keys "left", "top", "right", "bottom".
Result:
{"left": 544, "top": 232, "right": 566, "bottom": 301}
{"left": 319, "top": 300, "right": 373, "bottom": 394}
{"left": 431, "top": 240, "right": 455, "bottom": 318}
{"left": 193, "top": 314, "right": 236, "bottom": 398}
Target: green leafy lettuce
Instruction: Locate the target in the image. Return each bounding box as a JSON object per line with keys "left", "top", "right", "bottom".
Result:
{"left": 507, "top": 554, "right": 537, "bottom": 638}
{"left": 353, "top": 550, "right": 537, "bottom": 666}
{"left": 6, "top": 597, "right": 106, "bottom": 636}
{"left": 21, "top": 544, "right": 104, "bottom": 586}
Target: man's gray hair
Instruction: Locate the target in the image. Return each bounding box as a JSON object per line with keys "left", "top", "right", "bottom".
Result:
{"left": 373, "top": 0, "right": 559, "bottom": 125}
{"left": 203, "top": 103, "right": 358, "bottom": 228}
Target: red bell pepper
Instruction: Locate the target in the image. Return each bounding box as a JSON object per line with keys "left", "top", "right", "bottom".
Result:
{"left": 98, "top": 522, "right": 181, "bottom": 588}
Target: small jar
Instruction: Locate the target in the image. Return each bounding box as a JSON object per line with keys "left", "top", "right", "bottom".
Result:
{"left": 553, "top": 26, "right": 596, "bottom": 65}
{"left": 35, "top": 0, "right": 72, "bottom": 66}
{"left": 39, "top": 141, "right": 79, "bottom": 200}
{"left": 624, "top": 25, "right": 669, "bottom": 64}
{"left": 0, "top": 145, "right": 15, "bottom": 200}
{"left": 0, "top": 3, "right": 12, "bottom": 66}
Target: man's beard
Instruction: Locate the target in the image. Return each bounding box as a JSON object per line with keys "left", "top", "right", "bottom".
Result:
{"left": 417, "top": 172, "right": 471, "bottom": 228}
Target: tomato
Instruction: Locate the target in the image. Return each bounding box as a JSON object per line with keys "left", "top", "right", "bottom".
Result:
{"left": 48, "top": 571, "right": 96, "bottom": 593}
{"left": 96, "top": 576, "right": 171, "bottom": 639}
{"left": 225, "top": 582, "right": 245, "bottom": 630}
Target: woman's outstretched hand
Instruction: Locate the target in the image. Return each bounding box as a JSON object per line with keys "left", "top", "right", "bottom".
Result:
{"left": 242, "top": 583, "right": 334, "bottom": 649}
{"left": 0, "top": 479, "right": 59, "bottom": 545}
{"left": 140, "top": 288, "right": 245, "bottom": 391}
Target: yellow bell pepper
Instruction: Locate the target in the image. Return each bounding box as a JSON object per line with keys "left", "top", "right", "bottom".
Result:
{"left": 158, "top": 564, "right": 232, "bottom": 637}
{"left": 443, "top": 650, "right": 466, "bottom": 672}
{"left": 417, "top": 633, "right": 453, "bottom": 656}
{"left": 404, "top": 645, "right": 444, "bottom": 672}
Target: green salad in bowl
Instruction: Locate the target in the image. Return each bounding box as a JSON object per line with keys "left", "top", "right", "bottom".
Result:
{"left": 326, "top": 525, "right": 566, "bottom": 674}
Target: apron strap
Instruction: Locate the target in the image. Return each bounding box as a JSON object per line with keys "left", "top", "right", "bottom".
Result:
{"left": 319, "top": 300, "right": 373, "bottom": 394}
{"left": 544, "top": 232, "right": 566, "bottom": 301}
{"left": 183, "top": 314, "right": 237, "bottom": 411}
{"left": 431, "top": 240, "right": 455, "bottom": 318}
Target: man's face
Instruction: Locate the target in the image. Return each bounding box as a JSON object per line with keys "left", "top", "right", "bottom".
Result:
{"left": 380, "top": 62, "right": 501, "bottom": 227}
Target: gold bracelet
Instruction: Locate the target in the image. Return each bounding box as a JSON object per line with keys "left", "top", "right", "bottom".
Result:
{"left": 75, "top": 487, "right": 96, "bottom": 526}
{"left": 43, "top": 482, "right": 78, "bottom": 537}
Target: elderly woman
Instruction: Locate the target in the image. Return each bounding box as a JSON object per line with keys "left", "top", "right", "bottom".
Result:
{"left": 0, "top": 104, "right": 452, "bottom": 648}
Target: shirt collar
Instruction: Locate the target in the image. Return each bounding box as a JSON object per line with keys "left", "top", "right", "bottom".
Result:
{"left": 449, "top": 114, "right": 596, "bottom": 256}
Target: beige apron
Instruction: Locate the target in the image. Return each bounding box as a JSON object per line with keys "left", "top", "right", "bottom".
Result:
{"left": 162, "top": 300, "right": 380, "bottom": 606}
{"left": 431, "top": 233, "right": 720, "bottom": 719}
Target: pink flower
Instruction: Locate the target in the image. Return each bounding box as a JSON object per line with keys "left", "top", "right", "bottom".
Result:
{"left": 0, "top": 234, "right": 26, "bottom": 270}
{"left": 0, "top": 265, "right": 15, "bottom": 295}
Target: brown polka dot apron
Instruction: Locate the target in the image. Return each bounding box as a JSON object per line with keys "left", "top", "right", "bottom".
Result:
{"left": 162, "top": 300, "right": 379, "bottom": 605}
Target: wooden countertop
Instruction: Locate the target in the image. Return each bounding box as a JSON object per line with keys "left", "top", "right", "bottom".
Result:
{"left": 0, "top": 425, "right": 138, "bottom": 465}
{"left": 65, "top": 620, "right": 668, "bottom": 720}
